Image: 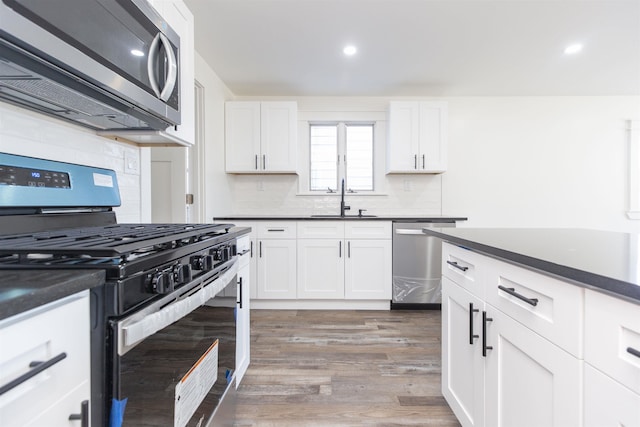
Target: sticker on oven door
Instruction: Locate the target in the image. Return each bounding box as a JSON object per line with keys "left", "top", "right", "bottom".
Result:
{"left": 93, "top": 172, "right": 114, "bottom": 187}
{"left": 174, "top": 339, "right": 219, "bottom": 427}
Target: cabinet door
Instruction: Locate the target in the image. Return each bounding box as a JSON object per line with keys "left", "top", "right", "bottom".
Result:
{"left": 484, "top": 307, "right": 581, "bottom": 427}
{"left": 225, "top": 102, "right": 261, "bottom": 172}
{"left": 260, "top": 102, "right": 297, "bottom": 172}
{"left": 387, "top": 101, "right": 420, "bottom": 173}
{"left": 584, "top": 364, "right": 640, "bottom": 427}
{"left": 256, "top": 239, "right": 297, "bottom": 299}
{"left": 344, "top": 239, "right": 391, "bottom": 299}
{"left": 0, "top": 293, "right": 90, "bottom": 426}
{"left": 419, "top": 102, "right": 447, "bottom": 172}
{"left": 235, "top": 263, "right": 250, "bottom": 385}
{"left": 442, "top": 277, "right": 485, "bottom": 427}
{"left": 154, "top": 0, "right": 195, "bottom": 146}
{"left": 297, "top": 239, "right": 345, "bottom": 299}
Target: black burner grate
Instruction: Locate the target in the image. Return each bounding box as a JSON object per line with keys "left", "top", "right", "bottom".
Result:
{"left": 0, "top": 223, "right": 234, "bottom": 258}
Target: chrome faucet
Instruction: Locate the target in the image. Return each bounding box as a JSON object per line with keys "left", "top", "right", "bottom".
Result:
{"left": 340, "top": 178, "right": 350, "bottom": 217}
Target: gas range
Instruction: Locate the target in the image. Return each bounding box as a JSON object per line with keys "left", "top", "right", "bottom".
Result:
{"left": 0, "top": 220, "right": 239, "bottom": 314}
{"left": 0, "top": 153, "right": 248, "bottom": 426}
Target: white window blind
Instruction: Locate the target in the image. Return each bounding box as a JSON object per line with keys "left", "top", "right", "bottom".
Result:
{"left": 309, "top": 122, "right": 374, "bottom": 192}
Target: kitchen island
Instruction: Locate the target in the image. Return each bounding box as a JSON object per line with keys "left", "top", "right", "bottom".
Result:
{"left": 421, "top": 227, "right": 640, "bottom": 302}
{"left": 423, "top": 227, "right": 640, "bottom": 427}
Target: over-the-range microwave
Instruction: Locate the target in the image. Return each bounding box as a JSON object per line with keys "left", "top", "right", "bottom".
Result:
{"left": 0, "top": 0, "right": 181, "bottom": 134}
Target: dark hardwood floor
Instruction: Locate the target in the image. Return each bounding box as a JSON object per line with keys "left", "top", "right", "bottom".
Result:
{"left": 234, "top": 309, "right": 460, "bottom": 426}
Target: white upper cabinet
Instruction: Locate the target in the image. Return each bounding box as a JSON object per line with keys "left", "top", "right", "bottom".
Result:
{"left": 146, "top": 0, "right": 195, "bottom": 146}
{"left": 225, "top": 101, "right": 297, "bottom": 173}
{"left": 387, "top": 101, "right": 447, "bottom": 173}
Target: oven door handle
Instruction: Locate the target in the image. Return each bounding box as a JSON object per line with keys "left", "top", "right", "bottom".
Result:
{"left": 118, "top": 261, "right": 238, "bottom": 355}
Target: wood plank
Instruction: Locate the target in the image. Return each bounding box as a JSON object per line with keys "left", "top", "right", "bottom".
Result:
{"left": 235, "top": 309, "right": 460, "bottom": 426}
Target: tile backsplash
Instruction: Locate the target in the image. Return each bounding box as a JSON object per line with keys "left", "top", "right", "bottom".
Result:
{"left": 0, "top": 103, "right": 142, "bottom": 222}
{"left": 228, "top": 173, "right": 442, "bottom": 216}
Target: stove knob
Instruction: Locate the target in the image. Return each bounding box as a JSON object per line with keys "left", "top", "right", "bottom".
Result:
{"left": 172, "top": 264, "right": 184, "bottom": 285}
{"left": 181, "top": 264, "right": 193, "bottom": 282}
{"left": 149, "top": 271, "right": 174, "bottom": 294}
{"left": 191, "top": 254, "right": 214, "bottom": 271}
{"left": 211, "top": 247, "right": 226, "bottom": 262}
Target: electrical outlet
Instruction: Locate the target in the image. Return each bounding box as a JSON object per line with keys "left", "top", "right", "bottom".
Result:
{"left": 124, "top": 153, "right": 139, "bottom": 174}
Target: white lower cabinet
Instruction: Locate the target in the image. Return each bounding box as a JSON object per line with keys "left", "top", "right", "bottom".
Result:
{"left": 296, "top": 221, "right": 391, "bottom": 301}
{"left": 442, "top": 242, "right": 583, "bottom": 427}
{"left": 235, "top": 235, "right": 251, "bottom": 385}
{"left": 583, "top": 289, "right": 640, "bottom": 426}
{"left": 297, "top": 238, "right": 345, "bottom": 299}
{"left": 484, "top": 307, "right": 581, "bottom": 427}
{"left": 344, "top": 239, "right": 391, "bottom": 299}
{"left": 256, "top": 238, "right": 297, "bottom": 299}
{"left": 0, "top": 291, "right": 91, "bottom": 427}
{"left": 442, "top": 277, "right": 485, "bottom": 427}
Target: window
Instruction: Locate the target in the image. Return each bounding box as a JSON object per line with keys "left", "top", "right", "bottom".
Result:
{"left": 309, "top": 122, "right": 374, "bottom": 192}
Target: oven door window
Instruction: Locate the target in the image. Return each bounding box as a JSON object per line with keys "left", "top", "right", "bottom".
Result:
{"left": 112, "top": 303, "right": 236, "bottom": 427}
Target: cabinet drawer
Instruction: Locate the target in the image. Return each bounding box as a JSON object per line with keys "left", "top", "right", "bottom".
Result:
{"left": 585, "top": 289, "right": 640, "bottom": 394}
{"left": 256, "top": 221, "right": 297, "bottom": 239}
{"left": 344, "top": 221, "right": 391, "bottom": 239}
{"left": 297, "top": 221, "right": 344, "bottom": 239}
{"left": 485, "top": 258, "right": 583, "bottom": 357}
{"left": 0, "top": 292, "right": 90, "bottom": 426}
{"left": 442, "top": 242, "right": 483, "bottom": 298}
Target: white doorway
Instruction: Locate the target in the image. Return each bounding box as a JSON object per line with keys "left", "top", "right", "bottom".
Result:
{"left": 151, "top": 147, "right": 189, "bottom": 223}
{"left": 149, "top": 80, "right": 206, "bottom": 224}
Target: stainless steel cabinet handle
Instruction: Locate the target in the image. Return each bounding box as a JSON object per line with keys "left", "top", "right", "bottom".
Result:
{"left": 263, "top": 154, "right": 266, "bottom": 170}
{"left": 447, "top": 260, "right": 469, "bottom": 272}
{"left": 237, "top": 277, "right": 243, "bottom": 309}
{"left": 267, "top": 228, "right": 285, "bottom": 232}
{"left": 498, "top": 285, "right": 539, "bottom": 307}
{"left": 255, "top": 155, "right": 258, "bottom": 170}
{"left": 259, "top": 241, "right": 262, "bottom": 257}
{"left": 250, "top": 240, "right": 253, "bottom": 257}
{"left": 469, "top": 303, "right": 479, "bottom": 344}
{"left": 627, "top": 347, "right": 640, "bottom": 359}
{"left": 482, "top": 311, "right": 493, "bottom": 357}
{"left": 69, "top": 400, "right": 89, "bottom": 427}
{"left": 414, "top": 154, "right": 417, "bottom": 169}
{"left": 238, "top": 249, "right": 250, "bottom": 256}
{"left": 422, "top": 154, "right": 425, "bottom": 169}
{"left": 339, "top": 241, "right": 342, "bottom": 258}
{"left": 348, "top": 241, "right": 351, "bottom": 258}
{"left": 0, "top": 352, "right": 67, "bottom": 396}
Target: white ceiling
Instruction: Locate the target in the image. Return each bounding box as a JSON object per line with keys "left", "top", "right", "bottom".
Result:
{"left": 184, "top": 0, "right": 640, "bottom": 97}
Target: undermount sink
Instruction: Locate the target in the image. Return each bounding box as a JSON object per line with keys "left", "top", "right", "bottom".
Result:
{"left": 310, "top": 214, "right": 378, "bottom": 218}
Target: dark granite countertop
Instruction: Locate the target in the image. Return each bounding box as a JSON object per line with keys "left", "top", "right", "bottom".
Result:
{"left": 0, "top": 270, "right": 105, "bottom": 321}
{"left": 215, "top": 216, "right": 467, "bottom": 222}
{"left": 422, "top": 228, "right": 640, "bottom": 303}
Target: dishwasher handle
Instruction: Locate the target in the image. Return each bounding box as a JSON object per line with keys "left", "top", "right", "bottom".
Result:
{"left": 395, "top": 228, "right": 427, "bottom": 235}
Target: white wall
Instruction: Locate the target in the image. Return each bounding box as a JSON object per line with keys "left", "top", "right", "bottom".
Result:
{"left": 194, "top": 52, "right": 235, "bottom": 220}
{"left": 0, "top": 103, "right": 143, "bottom": 222}
{"left": 443, "top": 97, "right": 639, "bottom": 232}
{"left": 221, "top": 95, "right": 639, "bottom": 232}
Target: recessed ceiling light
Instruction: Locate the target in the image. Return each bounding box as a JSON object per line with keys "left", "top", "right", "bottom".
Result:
{"left": 564, "top": 44, "right": 583, "bottom": 55}
{"left": 343, "top": 45, "right": 357, "bottom": 56}
{"left": 130, "top": 49, "right": 145, "bottom": 57}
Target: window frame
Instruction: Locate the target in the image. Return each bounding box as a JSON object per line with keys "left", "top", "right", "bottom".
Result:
{"left": 308, "top": 121, "right": 376, "bottom": 194}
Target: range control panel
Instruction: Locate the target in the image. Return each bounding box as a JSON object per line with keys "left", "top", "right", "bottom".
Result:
{"left": 0, "top": 165, "right": 71, "bottom": 188}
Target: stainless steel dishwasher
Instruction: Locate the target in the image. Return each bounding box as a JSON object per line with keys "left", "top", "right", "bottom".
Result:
{"left": 392, "top": 221, "right": 456, "bottom": 308}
